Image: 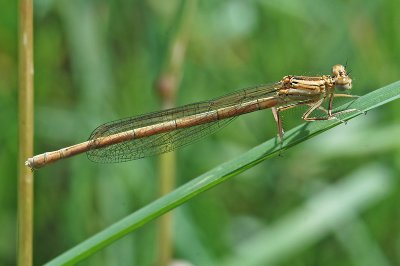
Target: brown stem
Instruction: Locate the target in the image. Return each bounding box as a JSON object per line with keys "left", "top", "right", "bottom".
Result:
{"left": 18, "top": 0, "right": 34, "bottom": 265}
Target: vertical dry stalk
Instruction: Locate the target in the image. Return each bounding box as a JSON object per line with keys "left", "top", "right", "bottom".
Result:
{"left": 18, "top": 0, "right": 34, "bottom": 265}
{"left": 155, "top": 1, "right": 197, "bottom": 265}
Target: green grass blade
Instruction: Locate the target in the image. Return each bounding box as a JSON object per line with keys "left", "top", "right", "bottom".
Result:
{"left": 45, "top": 81, "right": 400, "bottom": 265}
{"left": 219, "top": 164, "right": 394, "bottom": 266}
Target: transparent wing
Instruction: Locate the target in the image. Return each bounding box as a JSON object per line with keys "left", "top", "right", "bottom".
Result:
{"left": 87, "top": 83, "right": 280, "bottom": 163}
{"left": 87, "top": 117, "right": 237, "bottom": 163}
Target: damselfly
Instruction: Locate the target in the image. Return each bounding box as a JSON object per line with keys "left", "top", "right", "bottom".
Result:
{"left": 26, "top": 64, "right": 358, "bottom": 169}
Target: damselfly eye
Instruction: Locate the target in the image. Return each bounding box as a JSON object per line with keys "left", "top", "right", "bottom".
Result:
{"left": 332, "top": 64, "right": 347, "bottom": 77}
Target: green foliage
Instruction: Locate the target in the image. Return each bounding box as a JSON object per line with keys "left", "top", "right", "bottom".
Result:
{"left": 2, "top": 0, "right": 400, "bottom": 265}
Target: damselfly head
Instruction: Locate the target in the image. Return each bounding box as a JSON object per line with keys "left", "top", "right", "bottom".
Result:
{"left": 332, "top": 64, "right": 352, "bottom": 91}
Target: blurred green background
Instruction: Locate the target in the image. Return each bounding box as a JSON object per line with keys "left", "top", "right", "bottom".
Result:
{"left": 1, "top": 0, "right": 400, "bottom": 265}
